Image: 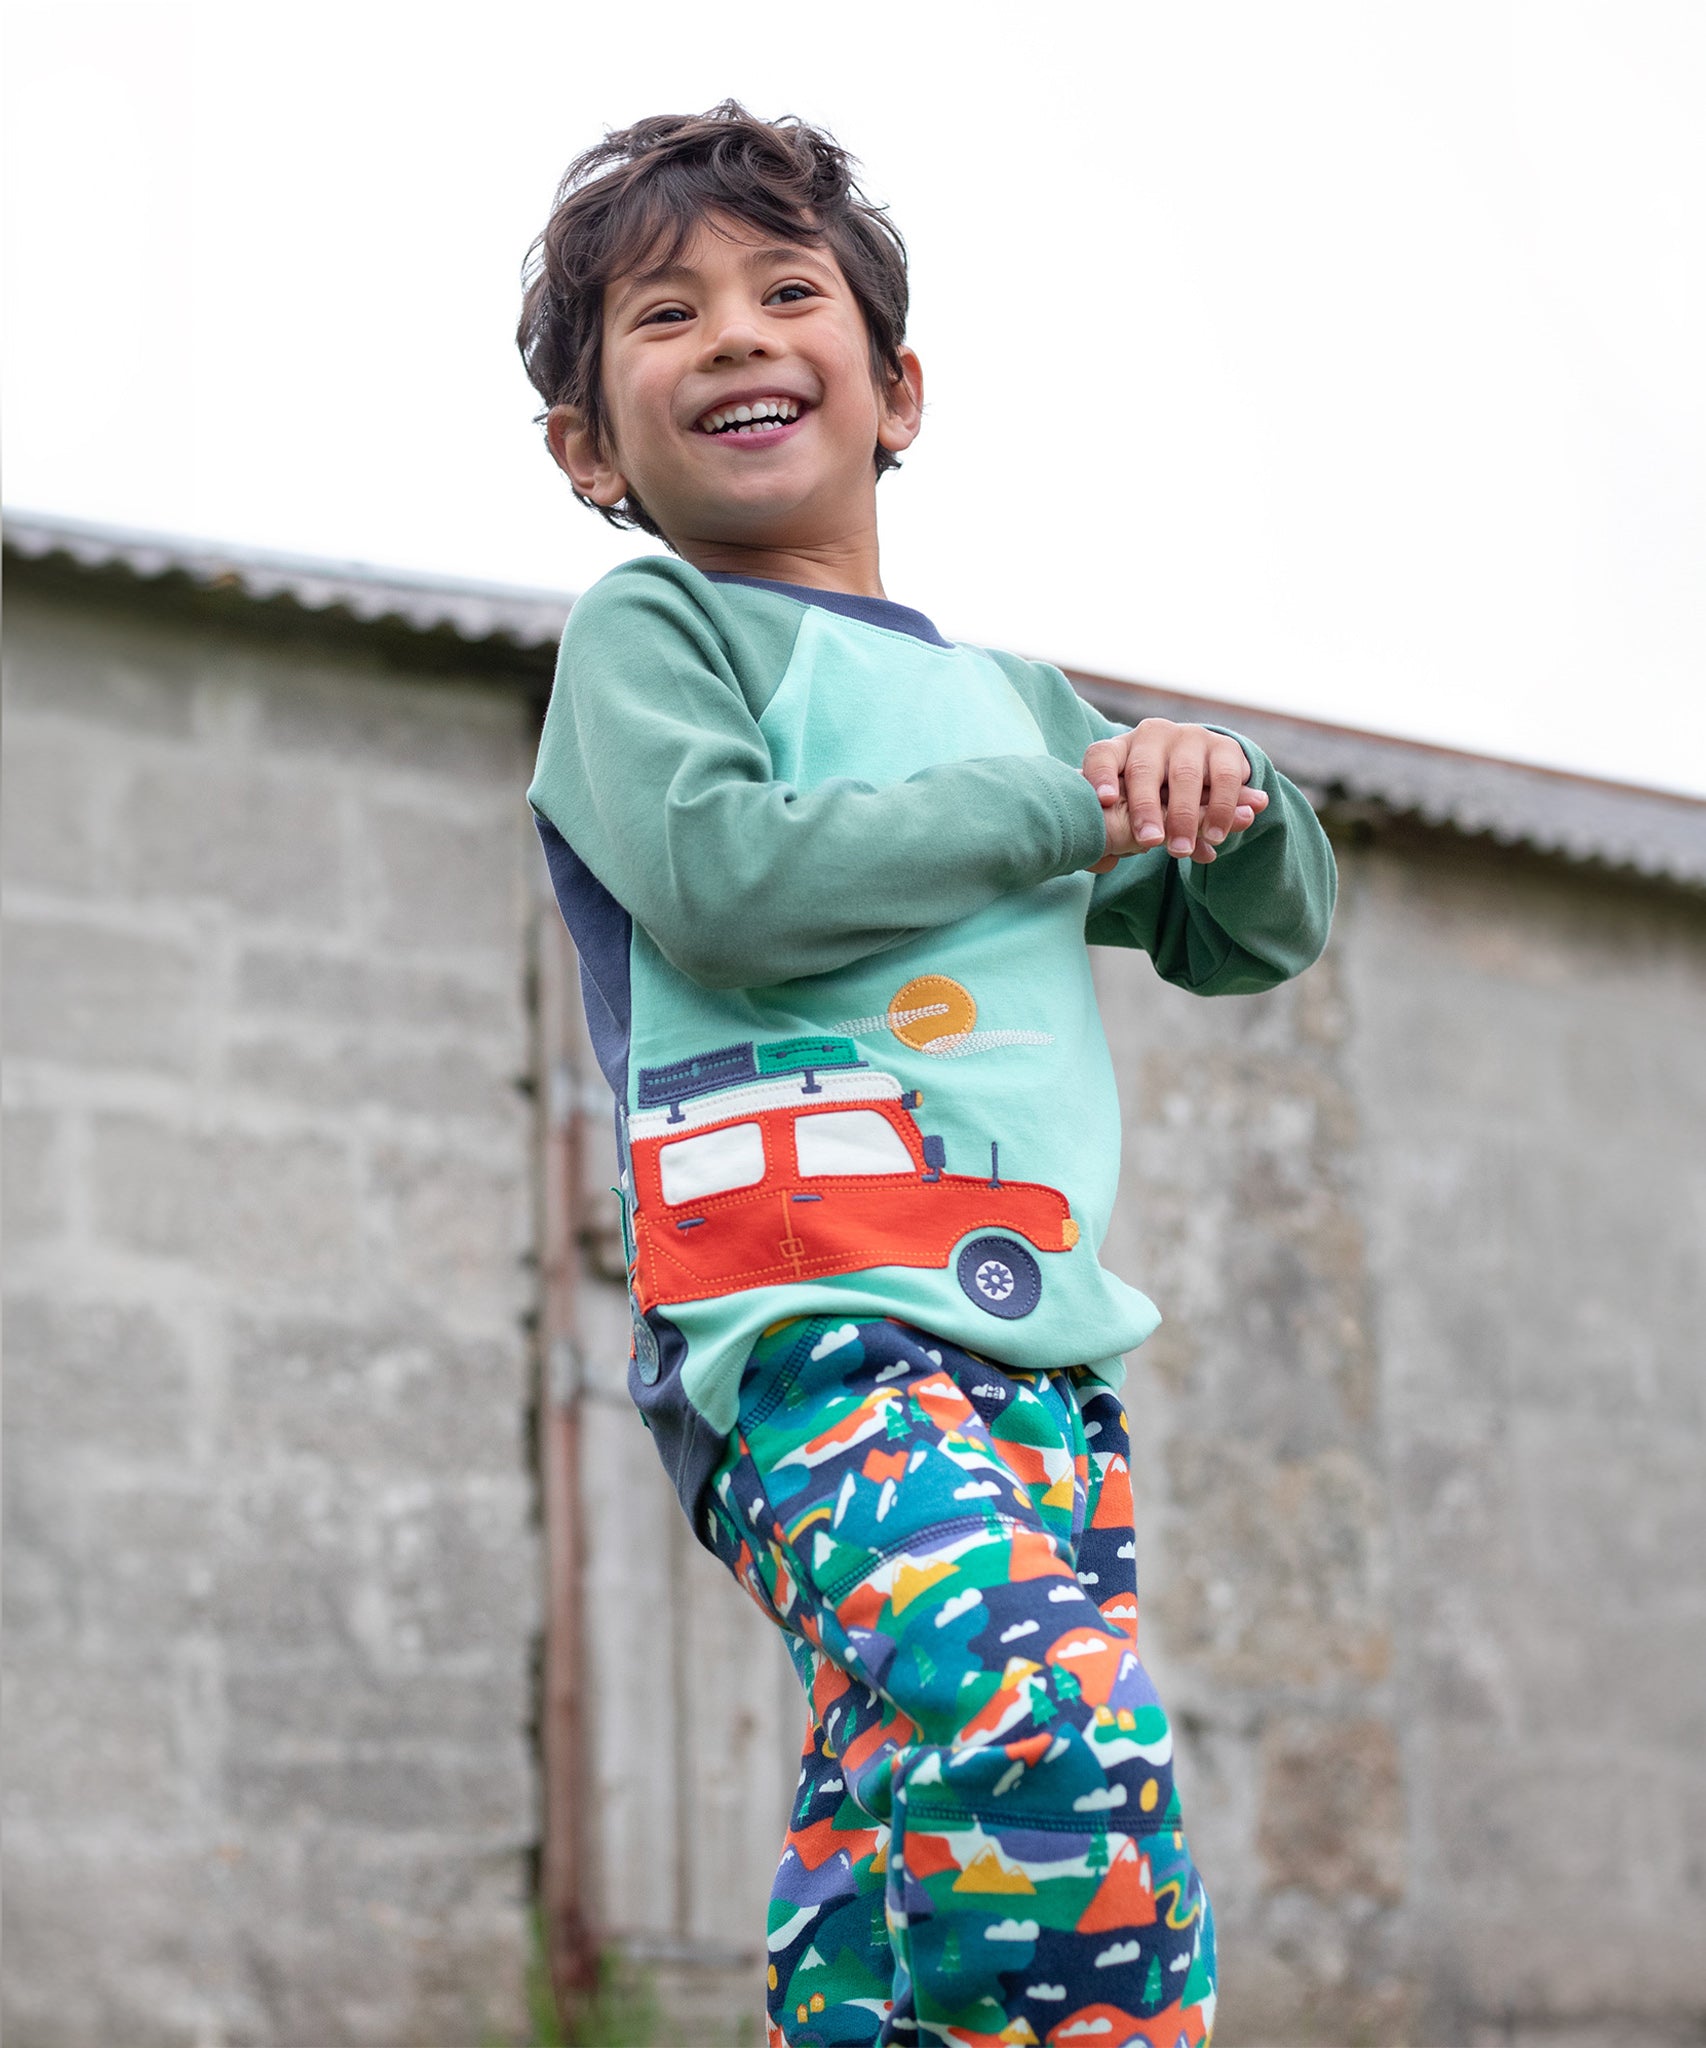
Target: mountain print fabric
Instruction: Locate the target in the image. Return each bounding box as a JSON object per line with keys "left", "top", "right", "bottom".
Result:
{"left": 704, "top": 1315, "right": 1217, "bottom": 2046}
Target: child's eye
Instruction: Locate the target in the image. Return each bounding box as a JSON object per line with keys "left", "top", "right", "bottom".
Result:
{"left": 766, "top": 282, "right": 817, "bottom": 305}
{"left": 638, "top": 305, "right": 691, "bottom": 326}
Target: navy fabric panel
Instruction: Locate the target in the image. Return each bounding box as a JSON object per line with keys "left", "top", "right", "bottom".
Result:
{"left": 533, "top": 813, "right": 633, "bottom": 1102}
{"left": 703, "top": 571, "right": 951, "bottom": 649}
{"left": 628, "top": 1308, "right": 729, "bottom": 1551}
{"left": 535, "top": 811, "right": 728, "bottom": 1533}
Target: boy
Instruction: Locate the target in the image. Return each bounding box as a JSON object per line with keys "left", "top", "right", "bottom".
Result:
{"left": 519, "top": 103, "right": 1334, "bottom": 2048}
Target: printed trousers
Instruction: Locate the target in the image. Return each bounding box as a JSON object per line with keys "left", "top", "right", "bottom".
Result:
{"left": 703, "top": 1315, "right": 1216, "bottom": 2048}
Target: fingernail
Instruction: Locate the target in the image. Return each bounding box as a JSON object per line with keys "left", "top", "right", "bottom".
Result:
{"left": 1137, "top": 823, "right": 1164, "bottom": 845}
{"left": 1168, "top": 835, "right": 1194, "bottom": 855}
{"left": 1095, "top": 780, "right": 1118, "bottom": 800}
{"left": 1204, "top": 826, "right": 1226, "bottom": 845}
{"left": 1233, "top": 806, "right": 1253, "bottom": 825}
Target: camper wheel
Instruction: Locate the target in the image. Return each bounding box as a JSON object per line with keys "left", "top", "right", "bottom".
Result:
{"left": 956, "top": 1235, "right": 1042, "bottom": 1319}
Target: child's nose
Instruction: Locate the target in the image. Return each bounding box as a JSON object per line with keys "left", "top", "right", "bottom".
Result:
{"left": 702, "top": 316, "right": 771, "bottom": 368}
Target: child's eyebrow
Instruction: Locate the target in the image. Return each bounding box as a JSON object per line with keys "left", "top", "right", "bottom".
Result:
{"left": 616, "top": 242, "right": 833, "bottom": 301}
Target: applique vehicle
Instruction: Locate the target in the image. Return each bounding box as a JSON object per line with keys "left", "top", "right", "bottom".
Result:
{"left": 624, "top": 1035, "right": 1078, "bottom": 1319}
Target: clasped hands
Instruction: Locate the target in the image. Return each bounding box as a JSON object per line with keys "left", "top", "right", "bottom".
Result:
{"left": 1082, "top": 718, "right": 1269, "bottom": 874}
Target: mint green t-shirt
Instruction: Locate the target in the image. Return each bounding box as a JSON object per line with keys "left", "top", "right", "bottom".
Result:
{"left": 528, "top": 558, "right": 1336, "bottom": 1533}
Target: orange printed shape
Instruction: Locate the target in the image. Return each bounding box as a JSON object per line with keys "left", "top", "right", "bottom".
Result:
{"left": 1007, "top": 1529, "right": 1069, "bottom": 1582}
{"left": 908, "top": 1372, "right": 976, "bottom": 1434}
{"left": 1098, "top": 1593, "right": 1140, "bottom": 1646}
{"left": 888, "top": 974, "right": 976, "bottom": 1049}
{"left": 993, "top": 1439, "right": 1052, "bottom": 1489}
{"left": 1058, "top": 1997, "right": 1209, "bottom": 2048}
{"left": 837, "top": 1580, "right": 887, "bottom": 1632}
{"left": 1043, "top": 1629, "right": 1132, "bottom": 1707}
{"left": 842, "top": 1708, "right": 915, "bottom": 1776}
{"left": 811, "top": 1661, "right": 853, "bottom": 1721}
{"left": 862, "top": 1447, "right": 910, "bottom": 1483}
{"left": 1046, "top": 2006, "right": 1142, "bottom": 2046}
{"left": 1074, "top": 1837, "right": 1157, "bottom": 1933}
{"left": 787, "top": 1814, "right": 876, "bottom": 1873}
{"left": 898, "top": 1829, "right": 961, "bottom": 1880}
{"left": 1090, "top": 1453, "right": 1135, "bottom": 1529}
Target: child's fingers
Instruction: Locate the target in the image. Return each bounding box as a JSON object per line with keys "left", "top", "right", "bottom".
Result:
{"left": 1123, "top": 733, "right": 1167, "bottom": 848}
{"left": 1081, "top": 736, "right": 1130, "bottom": 804}
{"left": 1193, "top": 784, "right": 1273, "bottom": 862}
{"left": 1163, "top": 748, "right": 1206, "bottom": 856}
{"left": 1201, "top": 741, "right": 1253, "bottom": 845}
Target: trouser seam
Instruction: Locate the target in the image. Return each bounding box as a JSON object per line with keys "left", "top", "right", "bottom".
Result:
{"left": 905, "top": 1801, "right": 1181, "bottom": 1837}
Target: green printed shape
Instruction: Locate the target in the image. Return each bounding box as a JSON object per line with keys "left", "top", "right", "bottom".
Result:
{"left": 757, "top": 1034, "right": 863, "bottom": 1075}
{"left": 1182, "top": 1932, "right": 1215, "bottom": 2008}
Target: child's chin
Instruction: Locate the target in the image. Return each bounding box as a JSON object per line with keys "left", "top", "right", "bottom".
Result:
{"left": 697, "top": 483, "right": 817, "bottom": 535}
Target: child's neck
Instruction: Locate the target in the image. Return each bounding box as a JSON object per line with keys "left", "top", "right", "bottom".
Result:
{"left": 676, "top": 528, "right": 885, "bottom": 600}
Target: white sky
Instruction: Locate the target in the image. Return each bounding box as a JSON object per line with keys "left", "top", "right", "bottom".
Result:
{"left": 5, "top": 2, "right": 1704, "bottom": 795}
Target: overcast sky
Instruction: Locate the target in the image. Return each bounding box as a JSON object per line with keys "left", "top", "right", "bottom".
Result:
{"left": 5, "top": 2, "right": 1704, "bottom": 795}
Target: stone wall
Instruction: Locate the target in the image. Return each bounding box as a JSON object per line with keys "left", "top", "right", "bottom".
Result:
{"left": 1093, "top": 833, "right": 1706, "bottom": 2045}
{"left": 2, "top": 591, "right": 542, "bottom": 2048}
{"left": 5, "top": 568, "right": 1703, "bottom": 2048}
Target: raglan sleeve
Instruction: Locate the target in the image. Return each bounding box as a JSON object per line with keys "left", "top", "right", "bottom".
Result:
{"left": 526, "top": 566, "right": 1112, "bottom": 991}
{"left": 1072, "top": 694, "right": 1337, "bottom": 993}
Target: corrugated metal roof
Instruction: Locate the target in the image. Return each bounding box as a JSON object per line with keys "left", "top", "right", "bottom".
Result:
{"left": 7, "top": 507, "right": 1705, "bottom": 888}
{"left": 4, "top": 509, "right": 571, "bottom": 650}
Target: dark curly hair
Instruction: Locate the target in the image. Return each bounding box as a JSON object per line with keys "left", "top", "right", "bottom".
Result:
{"left": 516, "top": 101, "right": 910, "bottom": 539}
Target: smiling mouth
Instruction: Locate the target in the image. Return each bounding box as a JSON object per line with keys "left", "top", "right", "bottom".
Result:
{"left": 695, "top": 396, "right": 803, "bottom": 436}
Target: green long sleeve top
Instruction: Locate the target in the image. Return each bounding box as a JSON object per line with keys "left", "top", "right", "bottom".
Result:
{"left": 528, "top": 556, "right": 1336, "bottom": 1529}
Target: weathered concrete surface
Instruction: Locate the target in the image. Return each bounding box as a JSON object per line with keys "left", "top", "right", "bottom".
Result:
{"left": 1341, "top": 843, "right": 1706, "bottom": 2047}
{"left": 2, "top": 593, "right": 542, "bottom": 2048}
{"left": 7, "top": 565, "right": 1704, "bottom": 2047}
{"left": 1093, "top": 833, "right": 1706, "bottom": 2046}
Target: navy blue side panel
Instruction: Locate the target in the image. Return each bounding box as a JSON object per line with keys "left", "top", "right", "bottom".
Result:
{"left": 703, "top": 571, "right": 951, "bottom": 648}
{"left": 533, "top": 812, "right": 633, "bottom": 1103}
{"left": 628, "top": 1307, "right": 729, "bottom": 1552}
{"left": 537, "top": 810, "right": 727, "bottom": 1537}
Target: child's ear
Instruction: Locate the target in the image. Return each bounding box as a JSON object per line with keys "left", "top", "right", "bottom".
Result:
{"left": 876, "top": 346, "right": 925, "bottom": 457}
{"left": 545, "top": 403, "right": 629, "bottom": 509}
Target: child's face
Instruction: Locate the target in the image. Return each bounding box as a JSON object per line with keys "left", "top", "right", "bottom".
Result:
{"left": 548, "top": 214, "right": 922, "bottom": 555}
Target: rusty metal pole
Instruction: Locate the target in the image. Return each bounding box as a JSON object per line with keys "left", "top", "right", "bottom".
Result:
{"left": 534, "top": 894, "right": 602, "bottom": 2010}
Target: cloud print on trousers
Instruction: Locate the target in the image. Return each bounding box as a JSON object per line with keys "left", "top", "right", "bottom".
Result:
{"left": 1059, "top": 2022, "right": 1112, "bottom": 2038}
{"left": 809, "top": 1323, "right": 860, "bottom": 1361}
{"left": 1095, "top": 1938, "right": 1144, "bottom": 1966}
{"left": 934, "top": 1587, "right": 983, "bottom": 1627}
{"left": 1072, "top": 1784, "right": 1128, "bottom": 1811}
{"left": 983, "top": 1917, "right": 1039, "bottom": 1942}
{"left": 1026, "top": 1981, "right": 1066, "bottom": 2000}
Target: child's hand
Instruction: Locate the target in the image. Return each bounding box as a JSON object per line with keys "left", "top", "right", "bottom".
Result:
{"left": 1082, "top": 720, "right": 1270, "bottom": 871}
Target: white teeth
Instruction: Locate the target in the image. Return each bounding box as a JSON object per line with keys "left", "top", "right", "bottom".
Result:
{"left": 698, "top": 396, "right": 801, "bottom": 432}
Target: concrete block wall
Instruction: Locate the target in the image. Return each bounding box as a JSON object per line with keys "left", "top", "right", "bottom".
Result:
{"left": 2, "top": 594, "right": 543, "bottom": 2048}
{"left": 6, "top": 568, "right": 1703, "bottom": 2048}
{"left": 1093, "top": 837, "right": 1706, "bottom": 2045}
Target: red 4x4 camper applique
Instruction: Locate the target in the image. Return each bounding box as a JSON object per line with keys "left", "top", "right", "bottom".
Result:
{"left": 624, "top": 1034, "right": 1077, "bottom": 1321}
